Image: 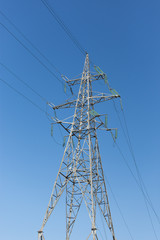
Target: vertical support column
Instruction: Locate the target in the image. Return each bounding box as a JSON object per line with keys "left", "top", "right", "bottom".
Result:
{"left": 86, "top": 54, "right": 96, "bottom": 240}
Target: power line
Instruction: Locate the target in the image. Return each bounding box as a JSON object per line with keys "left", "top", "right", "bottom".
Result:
{"left": 120, "top": 107, "right": 159, "bottom": 240}
{"left": 0, "top": 62, "right": 47, "bottom": 103}
{"left": 113, "top": 100, "right": 160, "bottom": 224}
{"left": 0, "top": 10, "right": 62, "bottom": 76}
{"left": 40, "top": 0, "right": 95, "bottom": 66}
{"left": 113, "top": 100, "right": 159, "bottom": 239}
{"left": 142, "top": 190, "right": 159, "bottom": 240}
{"left": 0, "top": 77, "right": 45, "bottom": 113}
{"left": 105, "top": 177, "right": 134, "bottom": 240}
{"left": 0, "top": 10, "right": 84, "bottom": 96}
{"left": 113, "top": 101, "right": 159, "bottom": 209}
{"left": 140, "top": 177, "right": 160, "bottom": 225}
{"left": 0, "top": 72, "right": 64, "bottom": 147}
{"left": 0, "top": 76, "right": 65, "bottom": 150}
{"left": 0, "top": 22, "right": 68, "bottom": 90}
{"left": 121, "top": 108, "right": 160, "bottom": 225}
{"left": 115, "top": 142, "right": 159, "bottom": 240}
{"left": 40, "top": 0, "right": 86, "bottom": 57}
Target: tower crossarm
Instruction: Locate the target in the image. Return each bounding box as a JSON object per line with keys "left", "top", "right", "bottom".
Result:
{"left": 48, "top": 100, "right": 77, "bottom": 110}
{"left": 89, "top": 93, "right": 120, "bottom": 105}
{"left": 65, "top": 78, "right": 81, "bottom": 86}
{"left": 50, "top": 94, "right": 119, "bottom": 110}
{"left": 65, "top": 73, "right": 106, "bottom": 87}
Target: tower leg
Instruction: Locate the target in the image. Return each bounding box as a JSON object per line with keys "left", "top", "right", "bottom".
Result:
{"left": 39, "top": 136, "right": 75, "bottom": 233}
{"left": 66, "top": 178, "right": 83, "bottom": 239}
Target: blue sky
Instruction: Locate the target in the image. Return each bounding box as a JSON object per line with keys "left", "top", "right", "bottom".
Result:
{"left": 0, "top": 0, "right": 160, "bottom": 239}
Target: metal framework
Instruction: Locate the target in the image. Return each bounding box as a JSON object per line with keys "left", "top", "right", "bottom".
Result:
{"left": 38, "top": 54, "right": 120, "bottom": 240}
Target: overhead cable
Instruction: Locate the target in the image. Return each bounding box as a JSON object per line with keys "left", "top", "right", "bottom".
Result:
{"left": 106, "top": 177, "right": 134, "bottom": 240}
{"left": 121, "top": 107, "right": 160, "bottom": 224}
{"left": 0, "top": 10, "right": 62, "bottom": 76}
{"left": 40, "top": 0, "right": 86, "bottom": 57}
{"left": 0, "top": 62, "right": 47, "bottom": 103}
{"left": 0, "top": 77, "right": 45, "bottom": 113}
{"left": 115, "top": 142, "right": 159, "bottom": 239}
{"left": 0, "top": 22, "right": 69, "bottom": 91}
{"left": 113, "top": 100, "right": 160, "bottom": 225}
{"left": 113, "top": 101, "right": 159, "bottom": 239}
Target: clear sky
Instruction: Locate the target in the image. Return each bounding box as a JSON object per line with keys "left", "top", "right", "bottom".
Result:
{"left": 0, "top": 0, "right": 160, "bottom": 240}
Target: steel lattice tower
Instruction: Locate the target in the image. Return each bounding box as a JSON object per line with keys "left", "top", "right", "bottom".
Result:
{"left": 38, "top": 54, "right": 120, "bottom": 240}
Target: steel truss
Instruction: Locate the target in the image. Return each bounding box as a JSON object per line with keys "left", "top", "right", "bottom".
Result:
{"left": 38, "top": 54, "right": 120, "bottom": 240}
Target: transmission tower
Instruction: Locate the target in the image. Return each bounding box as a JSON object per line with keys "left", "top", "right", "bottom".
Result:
{"left": 38, "top": 54, "right": 120, "bottom": 240}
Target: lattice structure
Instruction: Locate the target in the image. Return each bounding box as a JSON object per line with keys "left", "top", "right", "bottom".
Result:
{"left": 38, "top": 54, "right": 120, "bottom": 240}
